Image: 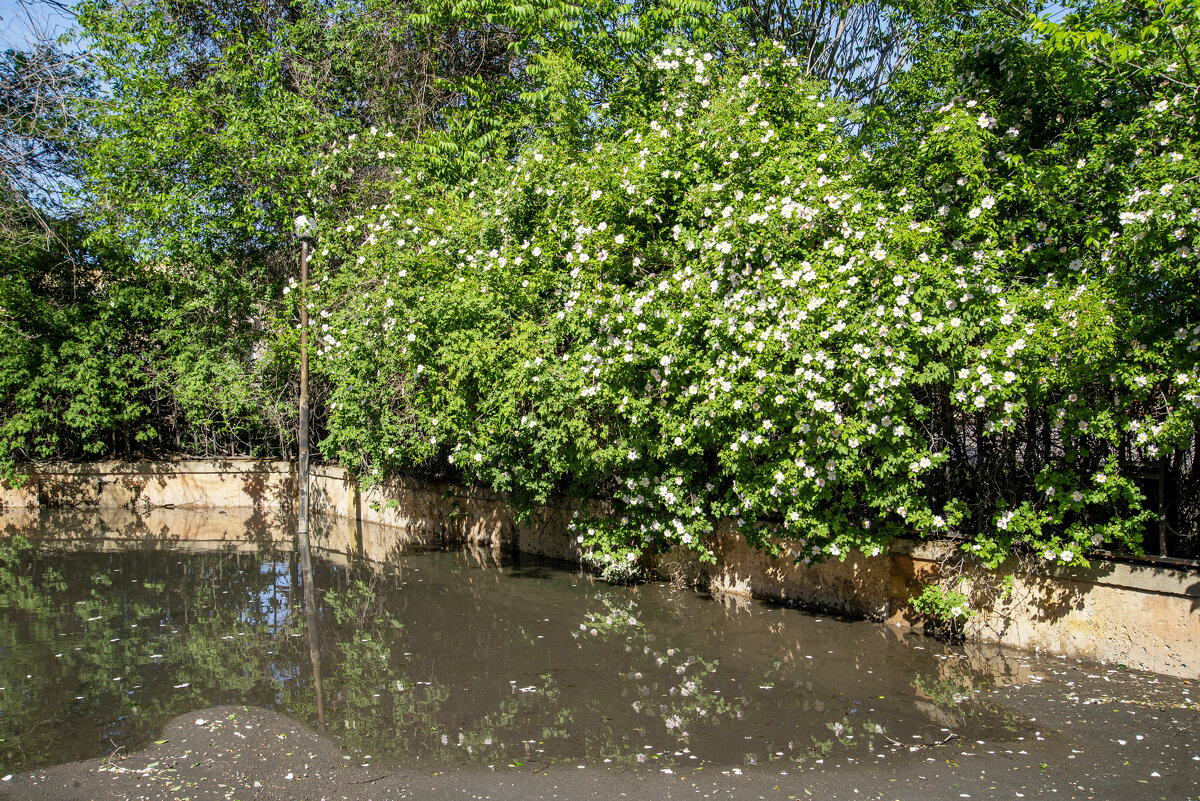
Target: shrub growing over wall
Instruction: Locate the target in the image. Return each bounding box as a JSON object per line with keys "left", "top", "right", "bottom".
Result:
{"left": 5, "top": 0, "right": 1198, "bottom": 577}
{"left": 308, "top": 36, "right": 1200, "bottom": 578}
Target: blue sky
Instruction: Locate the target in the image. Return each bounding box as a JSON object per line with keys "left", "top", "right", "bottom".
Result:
{"left": 0, "top": 0, "right": 79, "bottom": 51}
{"left": 0, "top": 0, "right": 1082, "bottom": 51}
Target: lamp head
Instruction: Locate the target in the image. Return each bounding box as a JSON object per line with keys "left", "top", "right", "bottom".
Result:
{"left": 294, "top": 215, "right": 317, "bottom": 243}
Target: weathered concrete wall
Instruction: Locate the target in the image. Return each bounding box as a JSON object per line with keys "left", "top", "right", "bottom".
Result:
{"left": 3, "top": 460, "right": 1197, "bottom": 678}
{"left": 653, "top": 522, "right": 893, "bottom": 620}
{"left": 0, "top": 460, "right": 295, "bottom": 510}
{"left": 306, "top": 465, "right": 589, "bottom": 562}
{"left": 2, "top": 505, "right": 440, "bottom": 571}
{"left": 887, "top": 540, "right": 1200, "bottom": 677}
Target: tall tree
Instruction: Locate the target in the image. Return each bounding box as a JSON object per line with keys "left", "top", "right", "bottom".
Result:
{"left": 0, "top": 0, "right": 92, "bottom": 247}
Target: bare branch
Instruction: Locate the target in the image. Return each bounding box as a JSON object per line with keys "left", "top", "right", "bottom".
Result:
{"left": 0, "top": 2, "right": 91, "bottom": 248}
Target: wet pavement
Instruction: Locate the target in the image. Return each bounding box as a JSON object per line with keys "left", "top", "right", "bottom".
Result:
{"left": 0, "top": 512, "right": 1196, "bottom": 799}
{"left": 3, "top": 683, "right": 1197, "bottom": 801}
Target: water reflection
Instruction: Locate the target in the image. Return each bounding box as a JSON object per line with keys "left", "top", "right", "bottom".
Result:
{"left": 0, "top": 508, "right": 1037, "bottom": 775}
{"left": 298, "top": 526, "right": 326, "bottom": 731}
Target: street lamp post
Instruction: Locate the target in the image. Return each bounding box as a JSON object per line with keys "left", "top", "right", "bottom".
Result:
{"left": 295, "top": 215, "right": 317, "bottom": 546}
{"left": 294, "top": 215, "right": 322, "bottom": 723}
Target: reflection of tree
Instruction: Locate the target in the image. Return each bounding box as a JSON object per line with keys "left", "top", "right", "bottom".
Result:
{"left": 0, "top": 536, "right": 67, "bottom": 766}
{"left": 560, "top": 594, "right": 903, "bottom": 770}
{"left": 0, "top": 543, "right": 300, "bottom": 771}
{"left": 2, "top": 530, "right": 1031, "bottom": 776}
{"left": 318, "top": 576, "right": 447, "bottom": 753}
{"left": 316, "top": 573, "right": 564, "bottom": 765}
{"left": 568, "top": 595, "right": 738, "bottom": 763}
{"left": 1, "top": 538, "right": 630, "bottom": 771}
{"left": 910, "top": 650, "right": 1028, "bottom": 737}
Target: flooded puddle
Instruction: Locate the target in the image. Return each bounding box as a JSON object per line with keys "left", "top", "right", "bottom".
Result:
{"left": 1, "top": 509, "right": 1052, "bottom": 775}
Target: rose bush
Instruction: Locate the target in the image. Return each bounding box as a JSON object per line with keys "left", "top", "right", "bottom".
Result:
{"left": 306, "top": 27, "right": 1198, "bottom": 580}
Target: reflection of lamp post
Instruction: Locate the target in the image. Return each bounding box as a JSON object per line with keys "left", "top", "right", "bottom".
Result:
{"left": 294, "top": 215, "right": 317, "bottom": 549}
{"left": 302, "top": 548, "right": 327, "bottom": 730}
{"left": 293, "top": 215, "right": 324, "bottom": 729}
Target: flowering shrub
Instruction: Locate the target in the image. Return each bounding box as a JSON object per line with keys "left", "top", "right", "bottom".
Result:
{"left": 307, "top": 29, "right": 1199, "bottom": 580}
{"left": 910, "top": 585, "right": 972, "bottom": 623}
{"left": 910, "top": 584, "right": 972, "bottom": 643}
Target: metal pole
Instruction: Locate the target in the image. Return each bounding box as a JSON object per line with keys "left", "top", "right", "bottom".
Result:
{"left": 297, "top": 236, "right": 324, "bottom": 727}
{"left": 298, "top": 238, "right": 311, "bottom": 549}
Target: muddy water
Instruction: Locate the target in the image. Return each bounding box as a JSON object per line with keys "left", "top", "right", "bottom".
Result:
{"left": 1, "top": 510, "right": 1040, "bottom": 775}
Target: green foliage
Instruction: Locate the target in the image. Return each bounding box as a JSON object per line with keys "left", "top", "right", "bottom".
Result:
{"left": 310, "top": 17, "right": 1200, "bottom": 577}
{"left": 4, "top": 0, "right": 1200, "bottom": 577}
{"left": 910, "top": 583, "right": 971, "bottom": 623}
{"left": 10, "top": 0, "right": 732, "bottom": 475}
{"left": 76, "top": 0, "right": 357, "bottom": 267}
{"left": 0, "top": 221, "right": 295, "bottom": 471}
{"left": 0, "top": 231, "right": 160, "bottom": 473}
{"left": 408, "top": 0, "right": 728, "bottom": 179}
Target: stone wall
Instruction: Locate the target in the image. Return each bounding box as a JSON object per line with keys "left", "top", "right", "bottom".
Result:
{"left": 3, "top": 460, "right": 1197, "bottom": 677}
